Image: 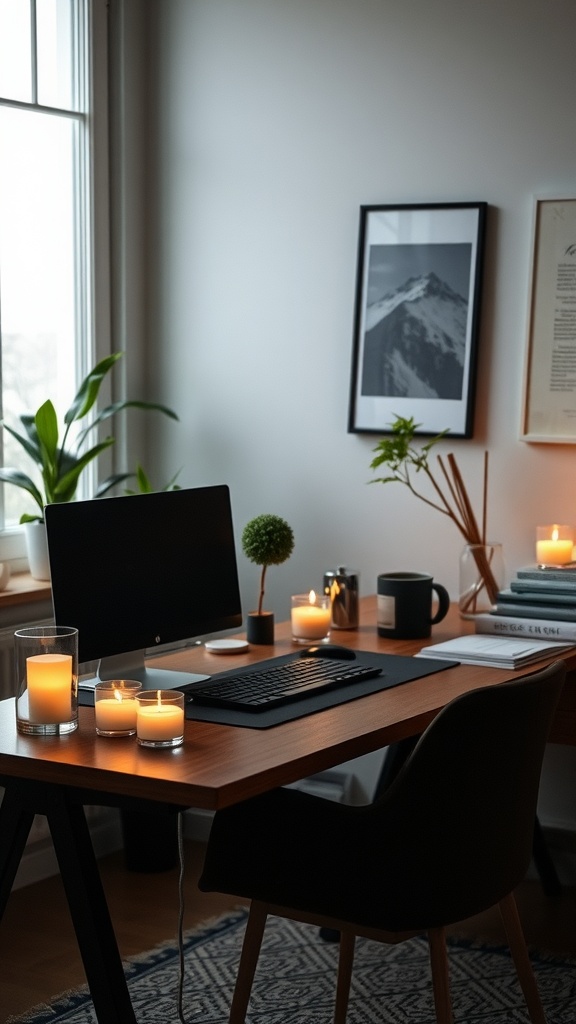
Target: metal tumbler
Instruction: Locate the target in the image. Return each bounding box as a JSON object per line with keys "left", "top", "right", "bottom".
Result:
{"left": 323, "top": 566, "right": 359, "bottom": 629}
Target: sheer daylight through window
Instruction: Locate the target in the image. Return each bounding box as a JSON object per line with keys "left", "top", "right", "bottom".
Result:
{"left": 0, "top": 0, "right": 97, "bottom": 530}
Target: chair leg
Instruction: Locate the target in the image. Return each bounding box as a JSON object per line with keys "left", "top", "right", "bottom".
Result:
{"left": 428, "top": 927, "right": 453, "bottom": 1024}
{"left": 229, "top": 902, "right": 268, "bottom": 1024}
{"left": 498, "top": 893, "right": 547, "bottom": 1024}
{"left": 334, "top": 931, "right": 355, "bottom": 1024}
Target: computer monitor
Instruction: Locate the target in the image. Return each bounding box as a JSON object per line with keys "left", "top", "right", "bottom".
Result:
{"left": 45, "top": 484, "right": 243, "bottom": 689}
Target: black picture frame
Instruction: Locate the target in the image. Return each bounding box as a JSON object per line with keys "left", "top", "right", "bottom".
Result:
{"left": 348, "top": 202, "right": 487, "bottom": 437}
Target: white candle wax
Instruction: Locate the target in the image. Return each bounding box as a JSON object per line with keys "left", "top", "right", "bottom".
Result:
{"left": 27, "top": 653, "right": 72, "bottom": 723}
{"left": 95, "top": 694, "right": 138, "bottom": 733}
{"left": 536, "top": 539, "right": 573, "bottom": 565}
{"left": 137, "top": 703, "right": 184, "bottom": 741}
{"left": 291, "top": 603, "right": 331, "bottom": 639}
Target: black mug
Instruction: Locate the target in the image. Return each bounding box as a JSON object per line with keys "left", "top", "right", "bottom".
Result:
{"left": 377, "top": 571, "right": 450, "bottom": 640}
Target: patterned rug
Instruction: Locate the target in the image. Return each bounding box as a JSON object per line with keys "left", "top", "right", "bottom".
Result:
{"left": 7, "top": 908, "right": 576, "bottom": 1024}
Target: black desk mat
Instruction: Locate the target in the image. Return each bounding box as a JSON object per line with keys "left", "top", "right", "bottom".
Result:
{"left": 78, "top": 650, "right": 457, "bottom": 730}
{"left": 183, "top": 650, "right": 456, "bottom": 729}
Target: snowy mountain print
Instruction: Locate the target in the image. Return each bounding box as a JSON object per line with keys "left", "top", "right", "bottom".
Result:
{"left": 361, "top": 270, "right": 468, "bottom": 399}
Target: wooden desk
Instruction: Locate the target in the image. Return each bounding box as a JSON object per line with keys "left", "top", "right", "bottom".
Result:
{"left": 0, "top": 598, "right": 574, "bottom": 1022}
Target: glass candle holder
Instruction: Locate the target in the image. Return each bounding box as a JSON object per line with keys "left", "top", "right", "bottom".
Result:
{"left": 94, "top": 680, "right": 142, "bottom": 737}
{"left": 15, "top": 625, "right": 78, "bottom": 735}
{"left": 291, "top": 591, "right": 331, "bottom": 644}
{"left": 459, "top": 542, "right": 504, "bottom": 619}
{"left": 536, "top": 525, "right": 574, "bottom": 566}
{"left": 136, "top": 690, "right": 185, "bottom": 748}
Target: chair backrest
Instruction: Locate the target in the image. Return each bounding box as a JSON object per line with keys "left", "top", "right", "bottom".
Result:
{"left": 362, "top": 660, "right": 566, "bottom": 930}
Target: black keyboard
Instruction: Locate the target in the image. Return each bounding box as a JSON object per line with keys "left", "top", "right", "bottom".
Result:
{"left": 187, "top": 657, "right": 383, "bottom": 712}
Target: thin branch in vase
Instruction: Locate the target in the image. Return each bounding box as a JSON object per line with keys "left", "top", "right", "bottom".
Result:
{"left": 369, "top": 417, "right": 499, "bottom": 611}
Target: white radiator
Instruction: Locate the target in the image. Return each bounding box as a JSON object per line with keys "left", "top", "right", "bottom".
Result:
{"left": 0, "top": 618, "right": 53, "bottom": 700}
{"left": 0, "top": 624, "right": 20, "bottom": 701}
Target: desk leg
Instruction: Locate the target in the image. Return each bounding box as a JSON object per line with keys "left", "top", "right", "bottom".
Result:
{"left": 45, "top": 787, "right": 137, "bottom": 1024}
{"left": 0, "top": 784, "right": 36, "bottom": 918}
{"left": 0, "top": 780, "right": 136, "bottom": 1024}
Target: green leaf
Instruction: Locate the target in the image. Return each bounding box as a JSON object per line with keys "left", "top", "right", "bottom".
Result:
{"left": 76, "top": 400, "right": 179, "bottom": 450}
{"left": 0, "top": 468, "right": 45, "bottom": 516}
{"left": 164, "top": 468, "right": 182, "bottom": 491}
{"left": 64, "top": 353, "right": 123, "bottom": 425}
{"left": 136, "top": 464, "right": 152, "bottom": 492}
{"left": 35, "top": 400, "right": 59, "bottom": 454}
{"left": 95, "top": 472, "right": 133, "bottom": 498}
{"left": 1, "top": 420, "right": 42, "bottom": 464}
{"left": 51, "top": 438, "right": 115, "bottom": 503}
{"left": 34, "top": 402, "right": 60, "bottom": 494}
{"left": 369, "top": 474, "right": 402, "bottom": 485}
{"left": 95, "top": 399, "right": 179, "bottom": 424}
{"left": 369, "top": 416, "right": 448, "bottom": 479}
{"left": 123, "top": 464, "right": 182, "bottom": 495}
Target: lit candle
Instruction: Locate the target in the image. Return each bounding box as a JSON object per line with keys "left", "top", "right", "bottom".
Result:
{"left": 291, "top": 590, "right": 331, "bottom": 641}
{"left": 136, "top": 691, "right": 185, "bottom": 742}
{"left": 27, "top": 654, "right": 72, "bottom": 723}
{"left": 536, "top": 525, "right": 574, "bottom": 566}
{"left": 95, "top": 690, "right": 138, "bottom": 733}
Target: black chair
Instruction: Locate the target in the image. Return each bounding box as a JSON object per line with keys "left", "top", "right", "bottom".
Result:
{"left": 198, "top": 661, "right": 566, "bottom": 1024}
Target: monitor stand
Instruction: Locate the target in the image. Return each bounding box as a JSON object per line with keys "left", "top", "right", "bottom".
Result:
{"left": 78, "top": 649, "right": 210, "bottom": 691}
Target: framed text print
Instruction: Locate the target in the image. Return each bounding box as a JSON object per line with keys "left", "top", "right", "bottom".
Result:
{"left": 348, "top": 202, "right": 487, "bottom": 437}
{"left": 521, "top": 196, "right": 576, "bottom": 443}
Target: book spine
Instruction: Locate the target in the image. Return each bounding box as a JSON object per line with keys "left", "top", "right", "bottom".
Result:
{"left": 511, "top": 578, "right": 576, "bottom": 594}
{"left": 493, "top": 601, "right": 576, "bottom": 620}
{"left": 517, "top": 566, "right": 576, "bottom": 581}
{"left": 498, "top": 589, "right": 576, "bottom": 607}
{"left": 475, "top": 614, "right": 576, "bottom": 641}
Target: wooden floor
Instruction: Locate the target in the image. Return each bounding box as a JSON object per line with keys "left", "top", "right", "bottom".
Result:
{"left": 1, "top": 839, "right": 575, "bottom": 1021}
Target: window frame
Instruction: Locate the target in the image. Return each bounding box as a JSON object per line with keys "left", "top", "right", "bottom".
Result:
{"left": 0, "top": 0, "right": 111, "bottom": 565}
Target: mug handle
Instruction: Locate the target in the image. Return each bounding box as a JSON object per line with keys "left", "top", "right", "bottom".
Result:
{"left": 430, "top": 583, "right": 450, "bottom": 625}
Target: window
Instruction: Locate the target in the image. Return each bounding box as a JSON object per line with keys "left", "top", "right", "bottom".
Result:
{"left": 0, "top": 0, "right": 108, "bottom": 540}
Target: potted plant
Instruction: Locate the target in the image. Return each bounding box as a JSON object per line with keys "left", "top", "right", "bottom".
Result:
{"left": 0, "top": 352, "right": 178, "bottom": 579}
{"left": 241, "top": 513, "right": 295, "bottom": 644}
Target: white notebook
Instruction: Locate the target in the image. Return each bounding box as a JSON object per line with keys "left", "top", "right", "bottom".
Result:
{"left": 416, "top": 634, "right": 575, "bottom": 669}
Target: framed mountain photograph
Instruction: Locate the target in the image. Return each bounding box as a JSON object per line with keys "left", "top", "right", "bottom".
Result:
{"left": 348, "top": 202, "right": 487, "bottom": 437}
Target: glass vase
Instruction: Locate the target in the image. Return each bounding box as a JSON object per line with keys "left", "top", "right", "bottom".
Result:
{"left": 459, "top": 542, "right": 504, "bottom": 619}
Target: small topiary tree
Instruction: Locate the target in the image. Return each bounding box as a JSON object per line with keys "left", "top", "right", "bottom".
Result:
{"left": 242, "top": 513, "right": 295, "bottom": 615}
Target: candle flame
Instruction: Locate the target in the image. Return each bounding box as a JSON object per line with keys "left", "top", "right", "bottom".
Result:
{"left": 552, "top": 526, "right": 559, "bottom": 542}
{"left": 114, "top": 688, "right": 123, "bottom": 703}
{"left": 308, "top": 590, "right": 317, "bottom": 604}
{"left": 156, "top": 689, "right": 162, "bottom": 706}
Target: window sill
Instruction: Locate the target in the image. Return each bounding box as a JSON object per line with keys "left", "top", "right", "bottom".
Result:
{"left": 0, "top": 573, "right": 51, "bottom": 610}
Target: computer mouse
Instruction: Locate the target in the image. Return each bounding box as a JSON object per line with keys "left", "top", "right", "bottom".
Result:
{"left": 301, "top": 644, "right": 356, "bottom": 661}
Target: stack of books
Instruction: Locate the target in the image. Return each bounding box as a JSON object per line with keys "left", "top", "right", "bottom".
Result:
{"left": 475, "top": 565, "right": 576, "bottom": 640}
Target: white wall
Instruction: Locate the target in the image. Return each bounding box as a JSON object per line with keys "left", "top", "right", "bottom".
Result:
{"left": 144, "top": 0, "right": 576, "bottom": 612}
{"left": 133, "top": 0, "right": 576, "bottom": 830}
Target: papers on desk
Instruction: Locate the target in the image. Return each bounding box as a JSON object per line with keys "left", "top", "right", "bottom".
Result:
{"left": 415, "top": 634, "right": 576, "bottom": 669}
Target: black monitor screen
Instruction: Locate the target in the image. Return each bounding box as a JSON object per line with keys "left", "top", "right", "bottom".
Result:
{"left": 45, "top": 485, "right": 242, "bottom": 687}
